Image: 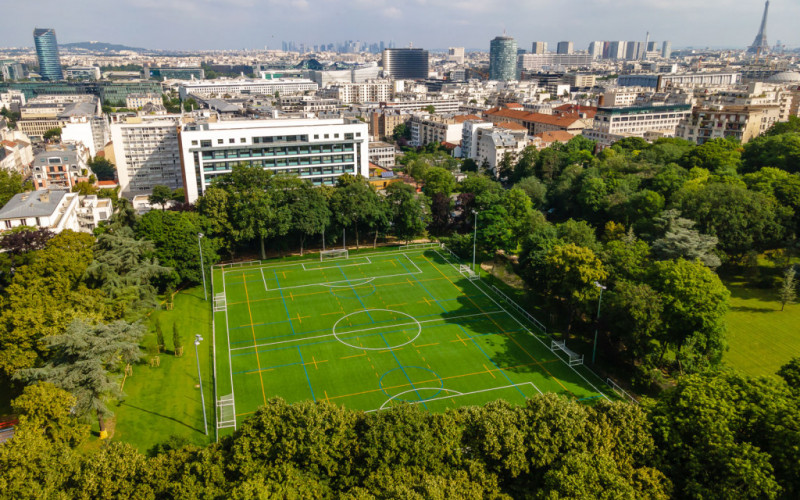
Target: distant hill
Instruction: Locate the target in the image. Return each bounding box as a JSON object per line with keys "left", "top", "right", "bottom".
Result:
{"left": 61, "top": 41, "right": 148, "bottom": 52}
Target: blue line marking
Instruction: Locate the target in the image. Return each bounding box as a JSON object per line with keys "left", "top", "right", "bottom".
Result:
{"left": 377, "top": 332, "right": 428, "bottom": 409}
{"left": 396, "top": 256, "right": 447, "bottom": 313}
{"left": 334, "top": 262, "right": 374, "bottom": 321}
{"left": 296, "top": 347, "right": 316, "bottom": 401}
{"left": 455, "top": 324, "right": 528, "bottom": 399}
{"left": 273, "top": 270, "right": 296, "bottom": 334}
{"left": 379, "top": 366, "right": 443, "bottom": 401}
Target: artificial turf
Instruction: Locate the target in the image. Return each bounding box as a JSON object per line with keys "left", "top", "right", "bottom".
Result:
{"left": 212, "top": 248, "right": 609, "bottom": 430}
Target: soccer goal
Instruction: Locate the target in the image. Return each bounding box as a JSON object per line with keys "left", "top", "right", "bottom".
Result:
{"left": 551, "top": 340, "right": 584, "bottom": 366}
{"left": 216, "top": 394, "right": 236, "bottom": 430}
{"left": 320, "top": 249, "right": 349, "bottom": 261}
{"left": 459, "top": 264, "right": 480, "bottom": 281}
{"left": 213, "top": 293, "right": 227, "bottom": 312}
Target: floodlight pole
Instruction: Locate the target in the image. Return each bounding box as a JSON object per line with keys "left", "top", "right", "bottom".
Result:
{"left": 343, "top": 228, "right": 346, "bottom": 250}
{"left": 194, "top": 334, "right": 208, "bottom": 435}
{"left": 592, "top": 282, "right": 607, "bottom": 364}
{"left": 472, "top": 210, "right": 478, "bottom": 272}
{"left": 198, "top": 233, "right": 207, "bottom": 301}
{"left": 322, "top": 227, "right": 326, "bottom": 251}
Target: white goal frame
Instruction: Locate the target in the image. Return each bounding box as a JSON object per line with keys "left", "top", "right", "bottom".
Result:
{"left": 320, "top": 249, "right": 349, "bottom": 261}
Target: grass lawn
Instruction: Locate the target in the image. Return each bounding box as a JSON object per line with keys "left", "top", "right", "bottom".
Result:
{"left": 110, "top": 287, "right": 215, "bottom": 453}
{"left": 723, "top": 276, "right": 800, "bottom": 379}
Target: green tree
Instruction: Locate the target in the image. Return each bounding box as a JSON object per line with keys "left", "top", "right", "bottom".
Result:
{"left": 647, "top": 258, "right": 730, "bottom": 372}
{"left": 542, "top": 243, "right": 608, "bottom": 332}
{"left": 172, "top": 322, "right": 181, "bottom": 354}
{"left": 392, "top": 123, "right": 411, "bottom": 142}
{"left": 742, "top": 133, "right": 800, "bottom": 174}
{"left": 651, "top": 210, "right": 720, "bottom": 268}
{"left": 135, "top": 210, "right": 219, "bottom": 285}
{"left": 87, "top": 156, "right": 116, "bottom": 181}
{"left": 72, "top": 181, "right": 97, "bottom": 196}
{"left": 155, "top": 320, "right": 165, "bottom": 350}
{"left": 290, "top": 183, "right": 331, "bottom": 255}
{"left": 43, "top": 127, "right": 62, "bottom": 141}
{"left": 514, "top": 176, "right": 547, "bottom": 208}
{"left": 680, "top": 137, "right": 741, "bottom": 174}
{"left": 422, "top": 166, "right": 456, "bottom": 197}
{"left": 149, "top": 184, "right": 173, "bottom": 211}
{"left": 779, "top": 267, "right": 797, "bottom": 311}
{"left": 675, "top": 182, "right": 790, "bottom": 259}
{"left": 778, "top": 357, "right": 800, "bottom": 391}
{"left": 385, "top": 183, "right": 427, "bottom": 244}
{"left": 11, "top": 382, "right": 89, "bottom": 446}
{"left": 0, "top": 169, "right": 28, "bottom": 207}
{"left": 461, "top": 158, "right": 478, "bottom": 172}
{"left": 330, "top": 175, "right": 382, "bottom": 250}
{"left": 15, "top": 319, "right": 145, "bottom": 436}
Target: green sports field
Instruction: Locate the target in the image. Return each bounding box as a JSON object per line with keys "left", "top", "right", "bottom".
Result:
{"left": 211, "top": 247, "right": 609, "bottom": 430}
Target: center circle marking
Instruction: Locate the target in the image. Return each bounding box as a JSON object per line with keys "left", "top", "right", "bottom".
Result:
{"left": 332, "top": 309, "right": 422, "bottom": 351}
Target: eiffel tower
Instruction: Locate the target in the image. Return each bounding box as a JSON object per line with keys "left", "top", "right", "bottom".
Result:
{"left": 747, "top": 1, "right": 770, "bottom": 55}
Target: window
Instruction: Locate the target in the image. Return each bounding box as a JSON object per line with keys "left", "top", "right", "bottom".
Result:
{"left": 217, "top": 139, "right": 224, "bottom": 144}
{"left": 314, "top": 134, "right": 319, "bottom": 139}
{"left": 241, "top": 138, "right": 246, "bottom": 143}
{"left": 201, "top": 140, "right": 212, "bottom": 147}
{"left": 191, "top": 140, "right": 198, "bottom": 146}
{"left": 229, "top": 138, "right": 235, "bottom": 143}
{"left": 324, "top": 134, "right": 329, "bottom": 139}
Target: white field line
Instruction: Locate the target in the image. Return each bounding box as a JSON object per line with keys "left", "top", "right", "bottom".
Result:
{"left": 221, "top": 272, "right": 237, "bottom": 428}
{"left": 301, "top": 256, "right": 372, "bottom": 271}
{"left": 260, "top": 268, "right": 269, "bottom": 292}
{"left": 367, "top": 382, "right": 542, "bottom": 413}
{"left": 467, "top": 279, "right": 609, "bottom": 401}
{"left": 252, "top": 271, "right": 421, "bottom": 292}
{"left": 217, "top": 248, "right": 436, "bottom": 274}
{"left": 229, "top": 310, "right": 505, "bottom": 352}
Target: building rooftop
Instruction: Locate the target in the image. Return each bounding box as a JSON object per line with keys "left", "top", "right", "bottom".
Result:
{"left": 0, "top": 190, "right": 68, "bottom": 219}
{"left": 535, "top": 130, "right": 575, "bottom": 144}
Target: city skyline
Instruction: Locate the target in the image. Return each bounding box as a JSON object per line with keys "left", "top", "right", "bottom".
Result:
{"left": 1, "top": 0, "right": 798, "bottom": 51}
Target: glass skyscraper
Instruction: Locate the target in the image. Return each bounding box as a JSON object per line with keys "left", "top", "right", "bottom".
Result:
{"left": 33, "top": 28, "right": 64, "bottom": 81}
{"left": 489, "top": 36, "right": 518, "bottom": 81}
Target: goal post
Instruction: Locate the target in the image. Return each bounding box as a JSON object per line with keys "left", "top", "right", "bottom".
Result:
{"left": 320, "top": 249, "right": 349, "bottom": 261}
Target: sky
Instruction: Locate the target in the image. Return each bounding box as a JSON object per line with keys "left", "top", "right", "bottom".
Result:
{"left": 2, "top": 0, "right": 798, "bottom": 51}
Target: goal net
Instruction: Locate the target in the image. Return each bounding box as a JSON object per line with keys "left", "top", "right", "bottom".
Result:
{"left": 320, "top": 249, "right": 349, "bottom": 261}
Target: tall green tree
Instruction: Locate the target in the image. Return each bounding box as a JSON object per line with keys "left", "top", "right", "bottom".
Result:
{"left": 330, "top": 175, "right": 382, "bottom": 249}
{"left": 647, "top": 258, "right": 730, "bottom": 372}
{"left": 0, "top": 169, "right": 28, "bottom": 207}
{"left": 651, "top": 210, "right": 721, "bottom": 268}
{"left": 385, "top": 183, "right": 427, "bottom": 244}
{"left": 149, "top": 185, "right": 173, "bottom": 211}
{"left": 290, "top": 183, "right": 331, "bottom": 255}
{"left": 779, "top": 267, "right": 797, "bottom": 311}
{"left": 15, "top": 319, "right": 145, "bottom": 435}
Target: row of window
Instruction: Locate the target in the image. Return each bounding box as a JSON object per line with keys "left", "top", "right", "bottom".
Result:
{"left": 200, "top": 144, "right": 355, "bottom": 160}
{"left": 203, "top": 155, "right": 354, "bottom": 171}
{"left": 192, "top": 132, "right": 361, "bottom": 148}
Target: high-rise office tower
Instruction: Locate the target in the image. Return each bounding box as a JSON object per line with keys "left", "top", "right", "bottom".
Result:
{"left": 588, "top": 41, "right": 603, "bottom": 59}
{"left": 489, "top": 35, "right": 518, "bottom": 81}
{"left": 626, "top": 41, "right": 643, "bottom": 60}
{"left": 447, "top": 47, "right": 465, "bottom": 64}
{"left": 662, "top": 41, "right": 672, "bottom": 59}
{"left": 747, "top": 1, "right": 770, "bottom": 55}
{"left": 605, "top": 41, "right": 626, "bottom": 59}
{"left": 33, "top": 28, "right": 63, "bottom": 81}
{"left": 531, "top": 41, "right": 547, "bottom": 54}
{"left": 381, "top": 48, "right": 429, "bottom": 79}
{"left": 556, "top": 41, "right": 574, "bottom": 54}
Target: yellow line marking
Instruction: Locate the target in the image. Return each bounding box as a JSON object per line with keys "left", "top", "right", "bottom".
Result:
{"left": 282, "top": 271, "right": 286, "bottom": 279}
{"left": 380, "top": 347, "right": 404, "bottom": 353}
{"left": 323, "top": 310, "right": 344, "bottom": 316}
{"left": 420, "top": 254, "right": 573, "bottom": 396}
{"left": 324, "top": 390, "right": 330, "bottom": 403}
{"left": 289, "top": 292, "right": 294, "bottom": 301}
{"left": 341, "top": 353, "right": 367, "bottom": 359}
{"left": 484, "top": 364, "right": 497, "bottom": 379}
{"left": 452, "top": 334, "right": 469, "bottom": 346}
{"left": 386, "top": 303, "right": 407, "bottom": 308}
{"left": 296, "top": 313, "right": 310, "bottom": 323}
{"left": 242, "top": 272, "right": 267, "bottom": 405}
{"left": 413, "top": 342, "right": 440, "bottom": 348}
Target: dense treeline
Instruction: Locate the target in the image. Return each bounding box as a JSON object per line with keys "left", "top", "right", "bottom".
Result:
{"left": 2, "top": 365, "right": 799, "bottom": 499}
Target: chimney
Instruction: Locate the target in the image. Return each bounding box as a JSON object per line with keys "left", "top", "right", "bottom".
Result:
{"left": 39, "top": 190, "right": 50, "bottom": 203}
{"left": 598, "top": 95, "right": 605, "bottom": 106}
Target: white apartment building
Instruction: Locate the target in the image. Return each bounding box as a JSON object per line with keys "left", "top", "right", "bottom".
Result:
{"left": 518, "top": 53, "right": 593, "bottom": 72}
{"left": 110, "top": 115, "right": 183, "bottom": 196}
{"left": 368, "top": 141, "right": 396, "bottom": 168}
{"left": 0, "top": 190, "right": 80, "bottom": 233}
{"left": 0, "top": 90, "right": 26, "bottom": 112}
{"left": 65, "top": 66, "right": 101, "bottom": 80}
{"left": 676, "top": 104, "right": 781, "bottom": 145}
{"left": 0, "top": 190, "right": 111, "bottom": 233}
{"left": 408, "top": 114, "right": 468, "bottom": 147}
{"left": 381, "top": 99, "right": 461, "bottom": 114}
{"left": 475, "top": 128, "right": 529, "bottom": 177}
{"left": 127, "top": 93, "right": 163, "bottom": 109}
{"left": 583, "top": 104, "right": 692, "bottom": 148}
{"left": 324, "top": 81, "right": 393, "bottom": 104}
{"left": 461, "top": 120, "right": 494, "bottom": 160}
{"left": 0, "top": 137, "right": 33, "bottom": 176}
{"left": 179, "top": 118, "right": 369, "bottom": 203}
{"left": 178, "top": 79, "right": 318, "bottom": 99}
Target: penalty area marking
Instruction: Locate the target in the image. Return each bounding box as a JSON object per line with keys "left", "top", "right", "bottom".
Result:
{"left": 333, "top": 309, "right": 422, "bottom": 351}
{"left": 379, "top": 387, "right": 464, "bottom": 410}
{"left": 369, "top": 382, "right": 542, "bottom": 413}
{"left": 325, "top": 277, "right": 375, "bottom": 288}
